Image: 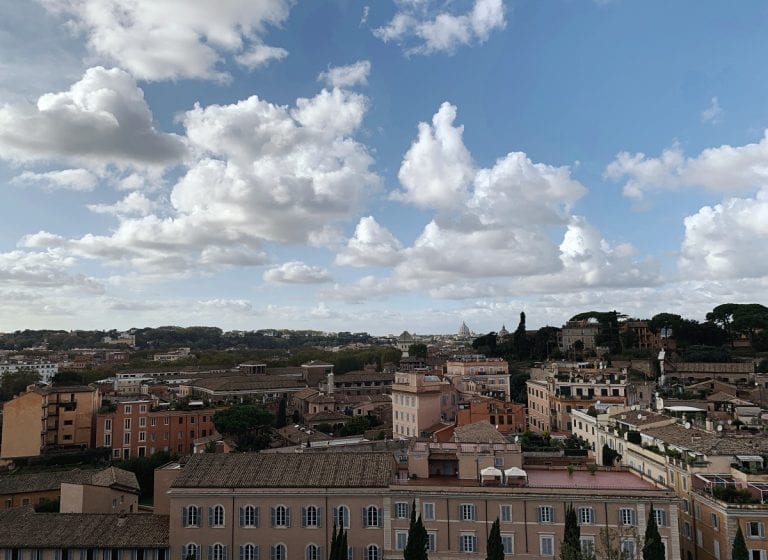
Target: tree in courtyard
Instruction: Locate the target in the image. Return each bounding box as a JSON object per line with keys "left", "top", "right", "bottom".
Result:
{"left": 560, "top": 504, "right": 582, "bottom": 560}
{"left": 408, "top": 343, "right": 428, "bottom": 359}
{"left": 486, "top": 518, "right": 504, "bottom": 560}
{"left": 0, "top": 369, "right": 40, "bottom": 401}
{"left": 404, "top": 499, "right": 429, "bottom": 560}
{"left": 275, "top": 397, "right": 288, "bottom": 428}
{"left": 732, "top": 526, "right": 748, "bottom": 560}
{"left": 213, "top": 404, "right": 275, "bottom": 452}
{"left": 642, "top": 509, "right": 665, "bottom": 560}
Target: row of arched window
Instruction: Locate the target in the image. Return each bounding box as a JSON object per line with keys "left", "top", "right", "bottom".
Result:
{"left": 183, "top": 543, "right": 381, "bottom": 560}
{"left": 182, "top": 505, "right": 382, "bottom": 530}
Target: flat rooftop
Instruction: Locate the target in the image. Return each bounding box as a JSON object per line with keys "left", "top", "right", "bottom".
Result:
{"left": 526, "top": 468, "right": 658, "bottom": 490}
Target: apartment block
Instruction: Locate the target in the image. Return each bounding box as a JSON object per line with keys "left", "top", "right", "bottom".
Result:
{"left": 0, "top": 361, "right": 58, "bottom": 384}
{"left": 0, "top": 385, "right": 99, "bottom": 460}
{"left": 558, "top": 320, "right": 600, "bottom": 353}
{"left": 445, "top": 355, "right": 511, "bottom": 401}
{"left": 158, "top": 449, "right": 680, "bottom": 560}
{"left": 95, "top": 399, "right": 217, "bottom": 459}
{"left": 572, "top": 407, "right": 768, "bottom": 560}
{"left": 527, "top": 370, "right": 653, "bottom": 433}
{"left": 392, "top": 371, "right": 455, "bottom": 438}
{"left": 456, "top": 397, "right": 526, "bottom": 434}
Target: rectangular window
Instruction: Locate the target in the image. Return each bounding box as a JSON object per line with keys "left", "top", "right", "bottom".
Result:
{"left": 714, "top": 540, "right": 721, "bottom": 560}
{"left": 105, "top": 419, "right": 112, "bottom": 431}
{"left": 654, "top": 510, "right": 667, "bottom": 528}
{"left": 139, "top": 431, "right": 146, "bottom": 442}
{"left": 123, "top": 432, "right": 130, "bottom": 445}
{"left": 427, "top": 533, "right": 436, "bottom": 553}
{"left": 460, "top": 504, "right": 476, "bottom": 521}
{"left": 500, "top": 505, "right": 512, "bottom": 523}
{"left": 395, "top": 502, "right": 409, "bottom": 519}
{"left": 494, "top": 457, "right": 504, "bottom": 467}
{"left": 104, "top": 434, "right": 112, "bottom": 447}
{"left": 423, "top": 502, "right": 435, "bottom": 521}
{"left": 139, "top": 417, "right": 146, "bottom": 428}
{"left": 748, "top": 522, "right": 765, "bottom": 538}
{"left": 501, "top": 534, "right": 514, "bottom": 555}
{"left": 696, "top": 529, "right": 703, "bottom": 547}
{"left": 580, "top": 537, "right": 595, "bottom": 558}
{"left": 124, "top": 418, "right": 131, "bottom": 430}
{"left": 540, "top": 535, "right": 554, "bottom": 557}
{"left": 459, "top": 534, "right": 477, "bottom": 553}
{"left": 683, "top": 522, "right": 691, "bottom": 539}
{"left": 150, "top": 418, "right": 157, "bottom": 427}
{"left": 710, "top": 513, "right": 719, "bottom": 530}
{"left": 622, "top": 539, "right": 636, "bottom": 560}
{"left": 395, "top": 531, "right": 408, "bottom": 551}
{"left": 578, "top": 507, "right": 594, "bottom": 525}
{"left": 164, "top": 417, "right": 169, "bottom": 425}
{"left": 539, "top": 506, "right": 554, "bottom": 523}
{"left": 124, "top": 405, "right": 132, "bottom": 414}
{"left": 139, "top": 404, "right": 146, "bottom": 413}
{"left": 751, "top": 552, "right": 767, "bottom": 560}
{"left": 619, "top": 508, "right": 636, "bottom": 526}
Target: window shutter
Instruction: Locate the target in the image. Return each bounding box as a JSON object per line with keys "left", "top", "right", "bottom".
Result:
{"left": 301, "top": 507, "right": 307, "bottom": 528}
{"left": 182, "top": 507, "right": 188, "bottom": 528}
{"left": 317, "top": 547, "right": 323, "bottom": 560}
{"left": 459, "top": 537, "right": 465, "bottom": 553}
{"left": 222, "top": 546, "right": 228, "bottom": 560}
{"left": 239, "top": 546, "right": 244, "bottom": 560}
{"left": 254, "top": 547, "right": 259, "bottom": 560}
{"left": 255, "top": 507, "right": 260, "bottom": 528}
{"left": 317, "top": 508, "right": 322, "bottom": 528}
{"left": 208, "top": 546, "right": 213, "bottom": 560}
{"left": 362, "top": 507, "right": 368, "bottom": 528}
{"left": 470, "top": 505, "right": 476, "bottom": 520}
{"left": 332, "top": 507, "right": 338, "bottom": 528}
{"left": 180, "top": 547, "right": 185, "bottom": 560}
{"left": 208, "top": 507, "right": 214, "bottom": 527}
{"left": 239, "top": 508, "right": 245, "bottom": 528}
{"left": 377, "top": 508, "right": 383, "bottom": 528}
{"left": 270, "top": 546, "right": 275, "bottom": 560}
{"left": 271, "top": 507, "right": 276, "bottom": 528}
{"left": 286, "top": 507, "right": 291, "bottom": 528}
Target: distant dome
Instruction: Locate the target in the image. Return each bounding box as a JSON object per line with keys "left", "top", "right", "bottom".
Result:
{"left": 458, "top": 322, "right": 471, "bottom": 337}
{"left": 498, "top": 324, "right": 509, "bottom": 337}
{"left": 398, "top": 330, "right": 413, "bottom": 341}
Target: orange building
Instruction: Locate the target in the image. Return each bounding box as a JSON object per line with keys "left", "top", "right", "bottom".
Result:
{"left": 1, "top": 385, "right": 99, "bottom": 460}
{"left": 95, "top": 399, "right": 217, "bottom": 459}
{"left": 456, "top": 397, "right": 526, "bottom": 434}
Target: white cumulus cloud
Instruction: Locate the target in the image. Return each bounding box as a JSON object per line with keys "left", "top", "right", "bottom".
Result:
{"left": 318, "top": 60, "right": 371, "bottom": 88}
{"left": 263, "top": 261, "right": 332, "bottom": 284}
{"left": 374, "top": 0, "right": 506, "bottom": 55}
{"left": 336, "top": 216, "right": 403, "bottom": 267}
{"left": 38, "top": 0, "right": 293, "bottom": 81}
{"left": 0, "top": 66, "right": 185, "bottom": 169}
{"left": 605, "top": 131, "right": 768, "bottom": 200}
{"left": 12, "top": 168, "right": 98, "bottom": 191}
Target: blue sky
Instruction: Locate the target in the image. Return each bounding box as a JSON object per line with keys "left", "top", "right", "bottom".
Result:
{"left": 2, "top": 0, "right": 768, "bottom": 335}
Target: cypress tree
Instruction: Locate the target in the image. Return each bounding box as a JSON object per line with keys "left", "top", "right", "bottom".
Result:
{"left": 404, "top": 500, "right": 429, "bottom": 560}
{"left": 486, "top": 518, "right": 504, "bottom": 560}
{"left": 732, "top": 526, "right": 749, "bottom": 560}
{"left": 339, "top": 527, "right": 348, "bottom": 560}
{"left": 643, "top": 509, "right": 665, "bottom": 560}
{"left": 560, "top": 504, "right": 582, "bottom": 560}
{"left": 329, "top": 524, "right": 338, "bottom": 560}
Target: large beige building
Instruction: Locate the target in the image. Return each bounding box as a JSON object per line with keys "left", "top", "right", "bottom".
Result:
{"left": 392, "top": 371, "right": 455, "bottom": 438}
{"left": 1, "top": 385, "right": 100, "bottom": 460}
{"left": 157, "top": 448, "right": 680, "bottom": 560}
{"left": 527, "top": 370, "right": 653, "bottom": 433}
{"left": 572, "top": 407, "right": 768, "bottom": 560}
{"left": 444, "top": 355, "right": 511, "bottom": 401}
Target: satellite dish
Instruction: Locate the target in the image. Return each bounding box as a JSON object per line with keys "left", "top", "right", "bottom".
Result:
{"left": 684, "top": 422, "right": 691, "bottom": 430}
{"left": 717, "top": 425, "right": 723, "bottom": 432}
{"left": 514, "top": 435, "right": 519, "bottom": 443}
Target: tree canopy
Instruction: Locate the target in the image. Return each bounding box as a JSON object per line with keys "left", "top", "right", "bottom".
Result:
{"left": 486, "top": 518, "right": 504, "bottom": 560}
{"left": 0, "top": 369, "right": 41, "bottom": 401}
{"left": 404, "top": 499, "right": 429, "bottom": 560}
{"left": 642, "top": 510, "right": 665, "bottom": 560}
{"left": 213, "top": 405, "right": 274, "bottom": 436}
{"left": 559, "top": 504, "right": 582, "bottom": 560}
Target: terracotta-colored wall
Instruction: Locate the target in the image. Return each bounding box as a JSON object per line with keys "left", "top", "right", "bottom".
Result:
{"left": 1, "top": 391, "right": 43, "bottom": 459}
{"left": 60, "top": 483, "right": 138, "bottom": 514}
{"left": 0, "top": 489, "right": 60, "bottom": 509}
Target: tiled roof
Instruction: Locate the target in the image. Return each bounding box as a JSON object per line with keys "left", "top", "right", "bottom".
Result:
{"left": 332, "top": 371, "right": 394, "bottom": 383}
{"left": 171, "top": 451, "right": 394, "bottom": 488}
{"left": 669, "top": 362, "right": 754, "bottom": 373}
{"left": 191, "top": 375, "right": 307, "bottom": 392}
{"left": 453, "top": 421, "right": 507, "bottom": 444}
{"left": 0, "top": 508, "right": 169, "bottom": 548}
{"left": 305, "top": 411, "right": 349, "bottom": 422}
{"left": 609, "top": 410, "right": 674, "bottom": 427}
{"left": 643, "top": 423, "right": 768, "bottom": 456}
{"left": 0, "top": 467, "right": 138, "bottom": 495}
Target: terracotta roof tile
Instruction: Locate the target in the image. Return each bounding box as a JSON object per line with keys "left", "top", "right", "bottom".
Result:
{"left": 171, "top": 452, "right": 394, "bottom": 488}
{"left": 0, "top": 508, "right": 168, "bottom": 548}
